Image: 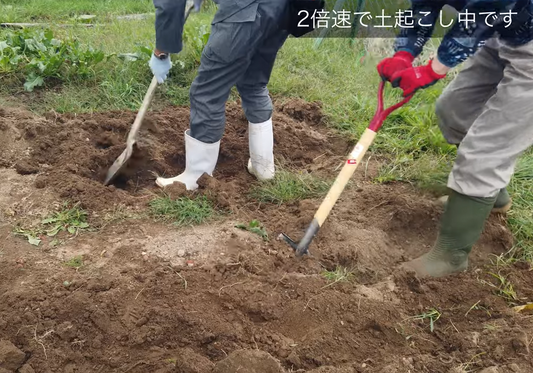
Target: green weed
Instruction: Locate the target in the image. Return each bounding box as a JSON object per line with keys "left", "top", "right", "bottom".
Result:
{"left": 150, "top": 195, "right": 214, "bottom": 226}
{"left": 249, "top": 169, "right": 330, "bottom": 204}
{"left": 464, "top": 301, "right": 492, "bottom": 318}
{"left": 13, "top": 226, "right": 42, "bottom": 246}
{"left": 41, "top": 202, "right": 90, "bottom": 237}
{"left": 480, "top": 271, "right": 521, "bottom": 305}
{"left": 235, "top": 219, "right": 269, "bottom": 241}
{"left": 405, "top": 308, "right": 442, "bottom": 333}
{"left": 64, "top": 255, "right": 83, "bottom": 269}
{"left": 321, "top": 266, "right": 354, "bottom": 284}
{"left": 13, "top": 202, "right": 89, "bottom": 246}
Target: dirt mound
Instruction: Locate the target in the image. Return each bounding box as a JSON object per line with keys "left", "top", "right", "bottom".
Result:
{"left": 0, "top": 101, "right": 347, "bottom": 212}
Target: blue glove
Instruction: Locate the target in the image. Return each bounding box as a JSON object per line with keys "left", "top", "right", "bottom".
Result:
{"left": 149, "top": 54, "right": 172, "bottom": 84}
{"left": 194, "top": 0, "right": 203, "bottom": 12}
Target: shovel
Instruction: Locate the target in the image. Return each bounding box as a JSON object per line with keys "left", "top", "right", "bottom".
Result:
{"left": 104, "top": 5, "right": 195, "bottom": 186}
{"left": 103, "top": 75, "right": 159, "bottom": 186}
{"left": 281, "top": 81, "right": 414, "bottom": 256}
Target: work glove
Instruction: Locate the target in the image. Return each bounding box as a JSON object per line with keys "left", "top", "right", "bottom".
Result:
{"left": 389, "top": 59, "right": 447, "bottom": 97}
{"left": 194, "top": 0, "right": 203, "bottom": 12}
{"left": 149, "top": 53, "right": 172, "bottom": 84}
{"left": 376, "top": 51, "right": 414, "bottom": 82}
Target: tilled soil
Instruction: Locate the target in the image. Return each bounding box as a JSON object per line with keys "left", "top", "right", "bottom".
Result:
{"left": 0, "top": 101, "right": 532, "bottom": 373}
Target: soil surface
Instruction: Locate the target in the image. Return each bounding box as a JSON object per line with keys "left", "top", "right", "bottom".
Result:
{"left": 0, "top": 101, "right": 532, "bottom": 373}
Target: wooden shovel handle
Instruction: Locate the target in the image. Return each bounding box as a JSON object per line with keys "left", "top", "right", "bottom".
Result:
{"left": 127, "top": 75, "right": 159, "bottom": 144}
{"left": 314, "top": 128, "right": 376, "bottom": 226}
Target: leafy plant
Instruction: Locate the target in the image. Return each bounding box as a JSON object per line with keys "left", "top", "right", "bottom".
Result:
{"left": 41, "top": 203, "right": 90, "bottom": 237}
{"left": 0, "top": 28, "right": 107, "bottom": 91}
{"left": 13, "top": 226, "right": 42, "bottom": 246}
{"left": 12, "top": 203, "right": 89, "bottom": 246}
{"left": 235, "top": 219, "right": 269, "bottom": 241}
{"left": 182, "top": 24, "right": 210, "bottom": 66}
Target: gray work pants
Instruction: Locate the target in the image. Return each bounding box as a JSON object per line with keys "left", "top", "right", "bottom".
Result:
{"left": 189, "top": 0, "right": 289, "bottom": 143}
{"left": 435, "top": 37, "right": 533, "bottom": 198}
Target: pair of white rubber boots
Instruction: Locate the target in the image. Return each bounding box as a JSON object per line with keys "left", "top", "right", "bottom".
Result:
{"left": 155, "top": 118, "right": 274, "bottom": 190}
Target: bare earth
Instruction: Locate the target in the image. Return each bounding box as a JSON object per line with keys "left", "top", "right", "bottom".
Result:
{"left": 0, "top": 100, "right": 531, "bottom": 373}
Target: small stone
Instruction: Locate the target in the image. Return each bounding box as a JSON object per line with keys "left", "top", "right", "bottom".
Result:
{"left": 177, "top": 249, "right": 186, "bottom": 257}
{"left": 286, "top": 351, "right": 301, "bottom": 367}
{"left": 63, "top": 281, "right": 71, "bottom": 288}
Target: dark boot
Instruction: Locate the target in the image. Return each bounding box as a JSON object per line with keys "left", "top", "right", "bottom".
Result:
{"left": 402, "top": 190, "right": 497, "bottom": 277}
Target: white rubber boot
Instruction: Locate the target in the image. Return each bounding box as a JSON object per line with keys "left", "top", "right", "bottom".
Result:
{"left": 156, "top": 129, "right": 220, "bottom": 191}
{"left": 247, "top": 118, "right": 275, "bottom": 181}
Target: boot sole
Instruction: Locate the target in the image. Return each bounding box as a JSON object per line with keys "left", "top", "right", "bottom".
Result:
{"left": 491, "top": 199, "right": 512, "bottom": 214}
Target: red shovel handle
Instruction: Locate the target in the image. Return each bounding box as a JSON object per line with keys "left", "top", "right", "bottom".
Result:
{"left": 368, "top": 81, "right": 413, "bottom": 132}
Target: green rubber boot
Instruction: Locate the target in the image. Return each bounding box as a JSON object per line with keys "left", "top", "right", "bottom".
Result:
{"left": 438, "top": 187, "right": 512, "bottom": 214}
{"left": 492, "top": 188, "right": 512, "bottom": 213}
{"left": 402, "top": 190, "right": 497, "bottom": 278}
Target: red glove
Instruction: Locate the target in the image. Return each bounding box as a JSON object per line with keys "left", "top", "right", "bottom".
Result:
{"left": 389, "top": 59, "right": 447, "bottom": 97}
{"left": 377, "top": 51, "right": 414, "bottom": 82}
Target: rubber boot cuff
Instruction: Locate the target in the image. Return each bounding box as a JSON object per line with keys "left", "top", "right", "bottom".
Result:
{"left": 248, "top": 117, "right": 275, "bottom": 181}
{"left": 439, "top": 187, "right": 511, "bottom": 214}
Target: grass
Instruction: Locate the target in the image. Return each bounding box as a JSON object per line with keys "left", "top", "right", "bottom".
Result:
{"left": 321, "top": 266, "right": 354, "bottom": 284}
{"left": 1, "top": 0, "right": 533, "bottom": 262}
{"left": 64, "top": 255, "right": 84, "bottom": 269}
{"left": 405, "top": 308, "right": 442, "bottom": 333}
{"left": 235, "top": 220, "right": 269, "bottom": 241}
{"left": 249, "top": 169, "right": 331, "bottom": 204}
{"left": 0, "top": 0, "right": 155, "bottom": 22}
{"left": 149, "top": 195, "right": 215, "bottom": 226}
{"left": 480, "top": 271, "right": 521, "bottom": 305}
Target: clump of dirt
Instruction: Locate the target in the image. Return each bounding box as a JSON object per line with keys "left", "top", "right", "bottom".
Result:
{"left": 0, "top": 102, "right": 348, "bottom": 212}
{"left": 213, "top": 350, "right": 284, "bottom": 373}
{"left": 279, "top": 98, "right": 324, "bottom": 127}
{"left": 0, "top": 339, "right": 26, "bottom": 371}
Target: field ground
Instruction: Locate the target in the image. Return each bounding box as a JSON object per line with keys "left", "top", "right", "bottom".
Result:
{"left": 1, "top": 1, "right": 533, "bottom": 373}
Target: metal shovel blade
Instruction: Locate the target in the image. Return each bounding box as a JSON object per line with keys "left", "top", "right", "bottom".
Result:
{"left": 103, "top": 141, "right": 135, "bottom": 186}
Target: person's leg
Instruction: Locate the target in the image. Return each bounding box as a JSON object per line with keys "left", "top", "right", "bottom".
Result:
{"left": 236, "top": 29, "right": 289, "bottom": 180}
{"left": 434, "top": 38, "right": 512, "bottom": 212}
{"left": 403, "top": 38, "right": 533, "bottom": 277}
{"left": 435, "top": 38, "right": 504, "bottom": 145}
{"left": 156, "top": 4, "right": 264, "bottom": 190}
